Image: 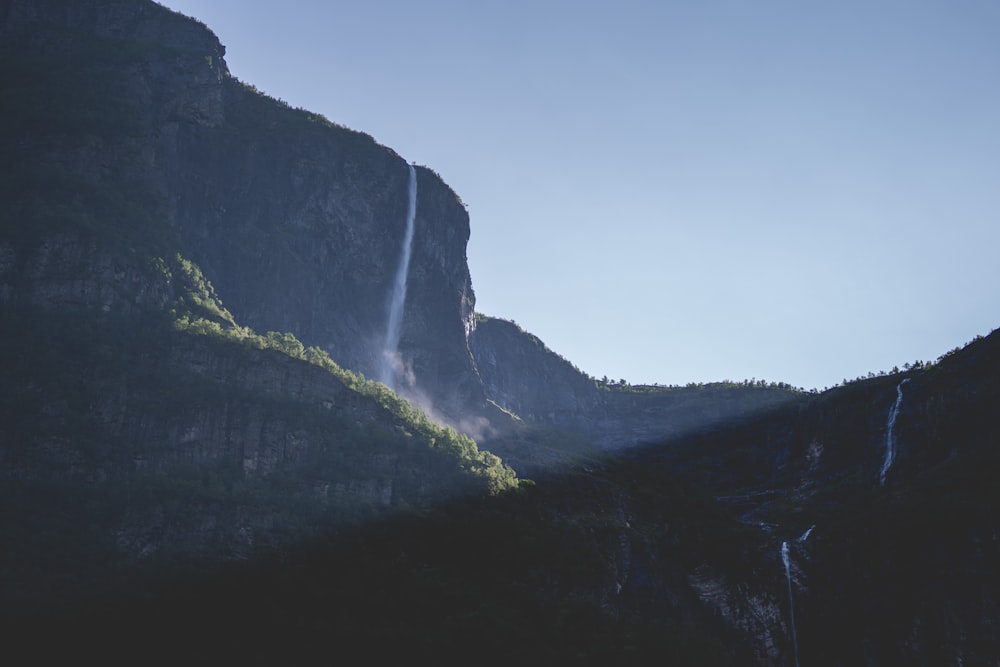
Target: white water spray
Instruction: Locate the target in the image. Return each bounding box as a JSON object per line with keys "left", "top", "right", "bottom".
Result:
{"left": 782, "top": 541, "right": 801, "bottom": 667}
{"left": 798, "top": 525, "right": 814, "bottom": 543}
{"left": 379, "top": 164, "right": 417, "bottom": 388}
{"left": 879, "top": 378, "right": 911, "bottom": 486}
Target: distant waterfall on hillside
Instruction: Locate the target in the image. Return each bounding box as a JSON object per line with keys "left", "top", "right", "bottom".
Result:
{"left": 879, "top": 378, "right": 911, "bottom": 485}
{"left": 798, "top": 525, "right": 814, "bottom": 543}
{"left": 782, "top": 541, "right": 801, "bottom": 667}
{"left": 379, "top": 164, "right": 418, "bottom": 389}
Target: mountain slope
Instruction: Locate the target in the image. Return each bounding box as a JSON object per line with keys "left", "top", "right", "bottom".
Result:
{"left": 627, "top": 327, "right": 1000, "bottom": 664}
{"left": 0, "top": 252, "right": 516, "bottom": 602}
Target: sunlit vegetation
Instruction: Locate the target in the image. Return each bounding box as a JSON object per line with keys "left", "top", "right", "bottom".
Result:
{"left": 163, "top": 254, "right": 515, "bottom": 492}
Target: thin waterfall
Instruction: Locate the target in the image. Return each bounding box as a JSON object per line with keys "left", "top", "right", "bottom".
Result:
{"left": 782, "top": 541, "right": 801, "bottom": 667}
{"left": 379, "top": 164, "right": 417, "bottom": 388}
{"left": 879, "top": 378, "right": 911, "bottom": 485}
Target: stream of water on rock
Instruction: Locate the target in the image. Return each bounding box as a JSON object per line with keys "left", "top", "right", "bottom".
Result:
{"left": 879, "top": 378, "right": 911, "bottom": 485}
{"left": 379, "top": 164, "right": 417, "bottom": 389}
{"left": 782, "top": 541, "right": 801, "bottom": 667}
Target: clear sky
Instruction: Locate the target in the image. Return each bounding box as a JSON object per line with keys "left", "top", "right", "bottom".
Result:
{"left": 159, "top": 0, "right": 1000, "bottom": 391}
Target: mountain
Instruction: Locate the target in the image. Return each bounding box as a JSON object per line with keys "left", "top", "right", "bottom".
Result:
{"left": 2, "top": 1, "right": 999, "bottom": 664}
{"left": 1, "top": 0, "right": 487, "bottom": 422}
{"left": 0, "top": 0, "right": 515, "bottom": 586}
{"left": 630, "top": 328, "right": 1000, "bottom": 664}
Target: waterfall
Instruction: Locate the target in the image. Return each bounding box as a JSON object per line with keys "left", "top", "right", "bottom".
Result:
{"left": 782, "top": 541, "right": 801, "bottom": 667}
{"left": 798, "top": 525, "right": 814, "bottom": 543}
{"left": 379, "top": 163, "right": 417, "bottom": 388}
{"left": 879, "top": 378, "right": 911, "bottom": 485}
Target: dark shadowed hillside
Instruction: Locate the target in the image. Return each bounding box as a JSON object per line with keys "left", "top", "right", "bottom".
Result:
{"left": 627, "top": 328, "right": 1000, "bottom": 664}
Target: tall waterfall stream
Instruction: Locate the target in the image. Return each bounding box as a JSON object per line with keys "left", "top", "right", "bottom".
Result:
{"left": 379, "top": 164, "right": 417, "bottom": 388}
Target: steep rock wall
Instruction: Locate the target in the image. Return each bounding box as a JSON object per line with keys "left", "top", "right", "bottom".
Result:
{"left": 0, "top": 0, "right": 484, "bottom": 424}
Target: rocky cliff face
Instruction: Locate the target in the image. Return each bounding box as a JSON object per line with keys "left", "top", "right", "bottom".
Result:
{"left": 167, "top": 84, "right": 484, "bottom": 419}
{"left": 1, "top": 0, "right": 484, "bottom": 424}
{"left": 0, "top": 0, "right": 514, "bottom": 579}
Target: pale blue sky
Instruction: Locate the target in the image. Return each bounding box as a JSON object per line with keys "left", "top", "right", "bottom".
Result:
{"left": 160, "top": 1, "right": 1000, "bottom": 390}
